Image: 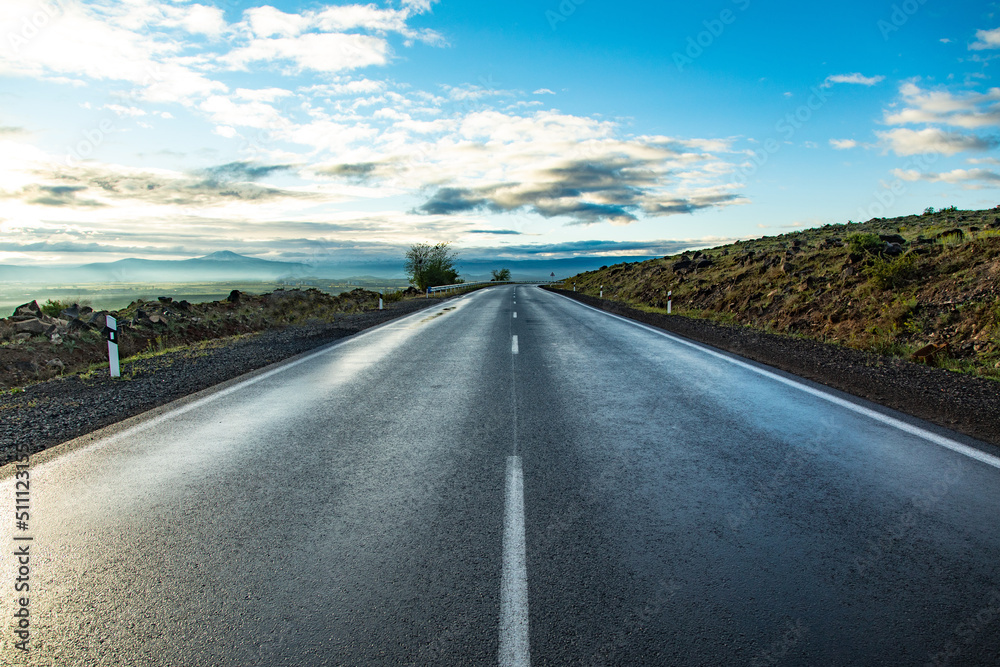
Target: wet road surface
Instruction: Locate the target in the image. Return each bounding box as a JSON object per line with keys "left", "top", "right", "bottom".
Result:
{"left": 2, "top": 285, "right": 998, "bottom": 665}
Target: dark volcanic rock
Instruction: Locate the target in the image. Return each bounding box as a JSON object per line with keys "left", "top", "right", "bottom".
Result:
{"left": 13, "top": 301, "right": 42, "bottom": 319}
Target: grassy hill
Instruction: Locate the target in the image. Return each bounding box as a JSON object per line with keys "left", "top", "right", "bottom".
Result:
{"left": 560, "top": 207, "right": 1000, "bottom": 381}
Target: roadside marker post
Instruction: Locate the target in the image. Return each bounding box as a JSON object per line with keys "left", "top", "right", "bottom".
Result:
{"left": 105, "top": 315, "right": 120, "bottom": 378}
{"left": 667, "top": 291, "right": 672, "bottom": 315}
{"left": 600, "top": 285, "right": 603, "bottom": 298}
{"left": 379, "top": 290, "right": 384, "bottom": 311}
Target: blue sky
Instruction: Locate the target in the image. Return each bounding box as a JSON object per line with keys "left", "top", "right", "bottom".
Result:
{"left": 1, "top": 0, "right": 999, "bottom": 274}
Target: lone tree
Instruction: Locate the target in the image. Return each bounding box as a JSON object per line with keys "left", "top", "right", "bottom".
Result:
{"left": 491, "top": 268, "right": 511, "bottom": 281}
{"left": 405, "top": 242, "right": 460, "bottom": 290}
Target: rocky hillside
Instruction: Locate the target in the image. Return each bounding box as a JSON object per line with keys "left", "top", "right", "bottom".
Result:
{"left": 563, "top": 207, "right": 1000, "bottom": 381}
{"left": 0, "top": 287, "right": 419, "bottom": 389}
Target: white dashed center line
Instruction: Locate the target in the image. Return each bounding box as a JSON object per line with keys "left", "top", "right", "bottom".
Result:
{"left": 511, "top": 335, "right": 519, "bottom": 354}
{"left": 500, "top": 455, "right": 530, "bottom": 667}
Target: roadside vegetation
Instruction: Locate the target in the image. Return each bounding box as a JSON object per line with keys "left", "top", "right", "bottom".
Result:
{"left": 558, "top": 207, "right": 1000, "bottom": 380}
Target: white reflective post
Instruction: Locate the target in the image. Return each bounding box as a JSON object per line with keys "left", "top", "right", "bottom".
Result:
{"left": 667, "top": 291, "right": 672, "bottom": 315}
{"left": 106, "top": 314, "right": 120, "bottom": 378}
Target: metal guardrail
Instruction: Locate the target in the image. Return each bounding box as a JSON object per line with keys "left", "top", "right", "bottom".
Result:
{"left": 426, "top": 281, "right": 557, "bottom": 295}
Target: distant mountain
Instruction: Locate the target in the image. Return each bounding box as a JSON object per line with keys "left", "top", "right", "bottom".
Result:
{"left": 0, "top": 252, "right": 316, "bottom": 284}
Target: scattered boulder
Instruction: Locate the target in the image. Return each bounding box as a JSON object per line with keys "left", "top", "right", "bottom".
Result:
{"left": 13, "top": 361, "right": 38, "bottom": 374}
{"left": 227, "top": 290, "right": 242, "bottom": 303}
{"left": 672, "top": 259, "right": 694, "bottom": 272}
{"left": 46, "top": 359, "right": 65, "bottom": 371}
{"left": 12, "top": 301, "right": 42, "bottom": 319}
{"left": 883, "top": 242, "right": 904, "bottom": 256}
{"left": 694, "top": 259, "right": 713, "bottom": 269}
{"left": 87, "top": 311, "right": 109, "bottom": 326}
{"left": 60, "top": 304, "right": 81, "bottom": 320}
{"left": 15, "top": 318, "right": 49, "bottom": 335}
{"left": 158, "top": 296, "right": 173, "bottom": 304}
{"left": 935, "top": 228, "right": 964, "bottom": 239}
{"left": 780, "top": 262, "right": 794, "bottom": 274}
{"left": 879, "top": 234, "right": 906, "bottom": 245}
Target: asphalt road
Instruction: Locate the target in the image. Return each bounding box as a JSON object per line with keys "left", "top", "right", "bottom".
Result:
{"left": 2, "top": 285, "right": 999, "bottom": 666}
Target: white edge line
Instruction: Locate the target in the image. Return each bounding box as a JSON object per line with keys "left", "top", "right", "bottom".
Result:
{"left": 543, "top": 288, "right": 1000, "bottom": 470}
{"left": 500, "top": 455, "right": 530, "bottom": 667}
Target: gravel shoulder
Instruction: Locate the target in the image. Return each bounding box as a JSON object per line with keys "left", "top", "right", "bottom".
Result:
{"left": 0, "top": 297, "right": 442, "bottom": 465}
{"left": 545, "top": 287, "right": 1000, "bottom": 450}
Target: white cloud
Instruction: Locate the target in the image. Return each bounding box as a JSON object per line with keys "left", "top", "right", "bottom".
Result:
{"left": 235, "top": 87, "right": 295, "bottom": 103}
{"left": 533, "top": 88, "right": 556, "bottom": 95}
{"left": 213, "top": 125, "right": 237, "bottom": 139}
{"left": 877, "top": 128, "right": 998, "bottom": 155}
{"left": 245, "top": 6, "right": 311, "bottom": 38}
{"left": 830, "top": 139, "right": 858, "bottom": 150}
{"left": 201, "top": 95, "right": 287, "bottom": 130}
{"left": 884, "top": 82, "right": 1000, "bottom": 129}
{"left": 401, "top": 0, "right": 438, "bottom": 13}
{"left": 970, "top": 27, "right": 1000, "bottom": 50}
{"left": 222, "top": 33, "right": 391, "bottom": 73}
{"left": 822, "top": 73, "right": 885, "bottom": 88}
{"left": 892, "top": 167, "right": 1000, "bottom": 185}
{"left": 162, "top": 3, "right": 227, "bottom": 38}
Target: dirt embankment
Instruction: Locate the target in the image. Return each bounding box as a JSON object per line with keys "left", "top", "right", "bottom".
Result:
{"left": 564, "top": 208, "right": 1000, "bottom": 382}
{"left": 545, "top": 287, "right": 1000, "bottom": 450}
